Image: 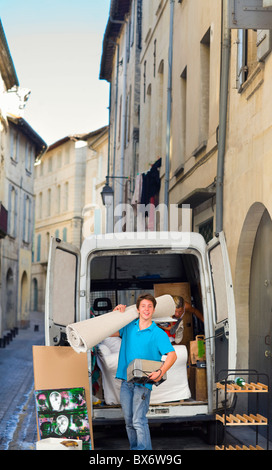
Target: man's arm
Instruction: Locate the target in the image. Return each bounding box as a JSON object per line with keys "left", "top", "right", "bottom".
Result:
{"left": 185, "top": 300, "right": 204, "bottom": 322}
{"left": 111, "top": 304, "right": 127, "bottom": 337}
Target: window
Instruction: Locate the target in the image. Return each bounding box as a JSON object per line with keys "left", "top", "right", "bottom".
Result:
{"left": 125, "top": 86, "right": 132, "bottom": 146}
{"left": 130, "top": 0, "right": 135, "bottom": 47}
{"left": 37, "top": 234, "right": 41, "bottom": 262}
{"left": 47, "top": 189, "right": 51, "bottom": 216}
{"left": 118, "top": 96, "right": 122, "bottom": 143}
{"left": 15, "top": 133, "right": 20, "bottom": 162}
{"left": 180, "top": 66, "right": 187, "bottom": 162}
{"left": 9, "top": 128, "right": 14, "bottom": 159}
{"left": 199, "top": 218, "right": 214, "bottom": 244}
{"left": 25, "top": 143, "right": 31, "bottom": 172}
{"left": 57, "top": 152, "right": 62, "bottom": 168}
{"left": 153, "top": 39, "right": 157, "bottom": 77}
{"left": 63, "top": 227, "right": 67, "bottom": 242}
{"left": 143, "top": 60, "right": 147, "bottom": 103}
{"left": 199, "top": 28, "right": 211, "bottom": 144}
{"left": 237, "top": 29, "right": 248, "bottom": 90}
{"left": 156, "top": 60, "right": 164, "bottom": 157}
{"left": 8, "top": 185, "right": 17, "bottom": 237}
{"left": 10, "top": 128, "right": 19, "bottom": 162}
{"left": 236, "top": 29, "right": 265, "bottom": 92}
{"left": 64, "top": 182, "right": 69, "bottom": 211}
{"left": 57, "top": 185, "right": 61, "bottom": 213}
{"left": 65, "top": 149, "right": 70, "bottom": 165}
{"left": 23, "top": 195, "right": 32, "bottom": 243}
{"left": 38, "top": 192, "right": 43, "bottom": 219}
{"left": 48, "top": 156, "right": 53, "bottom": 172}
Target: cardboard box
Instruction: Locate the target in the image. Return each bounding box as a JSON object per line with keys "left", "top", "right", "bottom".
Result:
{"left": 33, "top": 346, "right": 94, "bottom": 450}
{"left": 188, "top": 365, "right": 208, "bottom": 401}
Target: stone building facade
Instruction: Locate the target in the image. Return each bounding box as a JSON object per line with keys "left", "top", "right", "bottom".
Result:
{"left": 0, "top": 20, "right": 47, "bottom": 337}
{"left": 100, "top": 0, "right": 272, "bottom": 413}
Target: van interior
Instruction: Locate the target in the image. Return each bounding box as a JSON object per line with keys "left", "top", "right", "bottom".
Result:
{"left": 88, "top": 249, "right": 208, "bottom": 414}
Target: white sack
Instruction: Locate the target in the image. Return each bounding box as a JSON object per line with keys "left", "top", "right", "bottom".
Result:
{"left": 66, "top": 294, "right": 175, "bottom": 353}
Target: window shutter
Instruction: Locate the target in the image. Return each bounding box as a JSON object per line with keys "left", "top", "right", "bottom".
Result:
{"left": 14, "top": 189, "right": 18, "bottom": 238}
{"left": 257, "top": 29, "right": 272, "bottom": 61}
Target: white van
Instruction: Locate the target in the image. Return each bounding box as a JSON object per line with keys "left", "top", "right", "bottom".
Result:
{"left": 45, "top": 230, "right": 236, "bottom": 442}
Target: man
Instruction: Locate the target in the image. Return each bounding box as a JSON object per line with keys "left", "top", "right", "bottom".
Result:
{"left": 160, "top": 295, "right": 204, "bottom": 344}
{"left": 112, "top": 293, "right": 177, "bottom": 450}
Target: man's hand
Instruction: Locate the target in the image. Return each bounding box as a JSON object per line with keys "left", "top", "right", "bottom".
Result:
{"left": 148, "top": 368, "right": 163, "bottom": 383}
{"left": 113, "top": 304, "right": 126, "bottom": 313}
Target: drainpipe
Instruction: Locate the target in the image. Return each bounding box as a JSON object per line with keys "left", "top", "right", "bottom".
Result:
{"left": 112, "top": 43, "right": 119, "bottom": 179}
{"left": 106, "top": 83, "right": 111, "bottom": 187}
{"left": 117, "top": 22, "right": 128, "bottom": 215}
{"left": 216, "top": 0, "right": 231, "bottom": 235}
{"left": 164, "top": 0, "right": 175, "bottom": 231}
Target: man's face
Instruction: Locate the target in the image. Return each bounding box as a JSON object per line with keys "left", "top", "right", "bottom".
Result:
{"left": 174, "top": 307, "right": 183, "bottom": 319}
{"left": 137, "top": 299, "right": 155, "bottom": 322}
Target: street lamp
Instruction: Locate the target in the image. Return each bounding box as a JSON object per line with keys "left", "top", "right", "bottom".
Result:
{"left": 101, "top": 183, "right": 114, "bottom": 207}
{"left": 101, "top": 183, "right": 114, "bottom": 233}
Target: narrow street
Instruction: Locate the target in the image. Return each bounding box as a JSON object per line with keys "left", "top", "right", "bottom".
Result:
{"left": 0, "top": 311, "right": 270, "bottom": 452}
{"left": 0, "top": 311, "right": 44, "bottom": 450}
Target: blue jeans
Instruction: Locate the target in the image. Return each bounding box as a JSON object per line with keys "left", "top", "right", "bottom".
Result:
{"left": 120, "top": 380, "right": 152, "bottom": 450}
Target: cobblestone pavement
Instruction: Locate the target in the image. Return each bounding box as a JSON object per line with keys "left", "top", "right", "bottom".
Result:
{"left": 0, "top": 311, "right": 44, "bottom": 450}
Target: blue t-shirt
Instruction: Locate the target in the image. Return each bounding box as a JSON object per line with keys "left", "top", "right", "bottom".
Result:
{"left": 116, "top": 319, "right": 175, "bottom": 390}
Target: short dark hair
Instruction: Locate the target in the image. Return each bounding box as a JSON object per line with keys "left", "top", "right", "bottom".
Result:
{"left": 136, "top": 293, "right": 157, "bottom": 309}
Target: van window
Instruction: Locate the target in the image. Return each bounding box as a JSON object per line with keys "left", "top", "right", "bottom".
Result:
{"left": 52, "top": 248, "right": 78, "bottom": 326}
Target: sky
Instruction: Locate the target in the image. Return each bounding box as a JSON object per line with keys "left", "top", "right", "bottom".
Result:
{"left": 1, "top": 0, "right": 111, "bottom": 145}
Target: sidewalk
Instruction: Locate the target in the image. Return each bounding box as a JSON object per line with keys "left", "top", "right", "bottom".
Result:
{"left": 0, "top": 311, "right": 45, "bottom": 450}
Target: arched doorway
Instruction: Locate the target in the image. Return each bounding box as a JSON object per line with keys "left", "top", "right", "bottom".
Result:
{"left": 234, "top": 202, "right": 266, "bottom": 368}
{"left": 21, "top": 271, "right": 28, "bottom": 325}
{"left": 32, "top": 278, "right": 38, "bottom": 311}
{"left": 249, "top": 208, "right": 272, "bottom": 435}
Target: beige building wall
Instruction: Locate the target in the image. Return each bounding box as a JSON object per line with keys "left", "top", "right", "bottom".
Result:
{"left": 32, "top": 127, "right": 108, "bottom": 312}
{"left": 0, "top": 116, "right": 46, "bottom": 333}
{"left": 139, "top": 0, "right": 169, "bottom": 175}
{"left": 32, "top": 137, "right": 85, "bottom": 312}
{"left": 223, "top": 28, "right": 272, "bottom": 370}
{"left": 138, "top": 0, "right": 221, "bottom": 233}
{"left": 100, "top": 0, "right": 142, "bottom": 232}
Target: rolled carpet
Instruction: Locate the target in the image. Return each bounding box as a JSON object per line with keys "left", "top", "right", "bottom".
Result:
{"left": 66, "top": 294, "right": 175, "bottom": 353}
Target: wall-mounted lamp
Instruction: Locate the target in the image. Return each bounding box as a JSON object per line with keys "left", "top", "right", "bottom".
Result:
{"left": 101, "top": 183, "right": 114, "bottom": 207}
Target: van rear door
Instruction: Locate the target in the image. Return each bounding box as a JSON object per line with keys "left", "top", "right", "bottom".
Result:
{"left": 45, "top": 237, "right": 80, "bottom": 346}
{"left": 207, "top": 231, "right": 237, "bottom": 379}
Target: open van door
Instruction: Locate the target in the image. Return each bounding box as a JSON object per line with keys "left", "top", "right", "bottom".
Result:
{"left": 45, "top": 237, "right": 80, "bottom": 346}
{"left": 207, "top": 231, "right": 237, "bottom": 379}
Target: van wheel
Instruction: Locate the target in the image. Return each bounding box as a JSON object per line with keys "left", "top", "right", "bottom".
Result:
{"left": 205, "top": 421, "right": 224, "bottom": 445}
